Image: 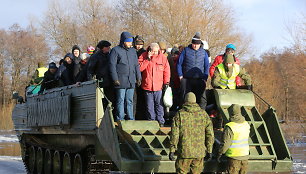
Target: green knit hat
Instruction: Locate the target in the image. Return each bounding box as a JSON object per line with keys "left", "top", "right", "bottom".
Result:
{"left": 224, "top": 54, "right": 235, "bottom": 64}
{"left": 184, "top": 92, "right": 196, "bottom": 103}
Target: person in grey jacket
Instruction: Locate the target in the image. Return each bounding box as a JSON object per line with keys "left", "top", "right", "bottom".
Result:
{"left": 109, "top": 32, "right": 142, "bottom": 121}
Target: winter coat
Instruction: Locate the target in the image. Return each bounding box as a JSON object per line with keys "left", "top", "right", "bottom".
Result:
{"left": 170, "top": 103, "right": 214, "bottom": 158}
{"left": 72, "top": 45, "right": 82, "bottom": 80}
{"left": 87, "top": 50, "right": 112, "bottom": 87}
{"left": 137, "top": 48, "right": 146, "bottom": 58}
{"left": 75, "top": 60, "right": 88, "bottom": 82}
{"left": 139, "top": 52, "right": 170, "bottom": 91}
{"left": 177, "top": 45, "right": 209, "bottom": 80}
{"left": 168, "top": 54, "right": 180, "bottom": 89}
{"left": 56, "top": 61, "right": 74, "bottom": 86}
{"left": 109, "top": 32, "right": 141, "bottom": 88}
{"left": 39, "top": 70, "right": 59, "bottom": 92}
{"left": 210, "top": 54, "right": 242, "bottom": 86}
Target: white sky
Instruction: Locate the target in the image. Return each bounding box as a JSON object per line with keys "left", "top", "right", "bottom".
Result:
{"left": 0, "top": 0, "right": 305, "bottom": 57}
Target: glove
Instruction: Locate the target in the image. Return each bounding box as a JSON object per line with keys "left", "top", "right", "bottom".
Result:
{"left": 217, "top": 155, "right": 222, "bottom": 163}
{"left": 169, "top": 152, "right": 175, "bottom": 161}
{"left": 113, "top": 80, "right": 120, "bottom": 86}
{"left": 247, "top": 85, "right": 253, "bottom": 91}
{"left": 137, "top": 80, "right": 142, "bottom": 87}
{"left": 206, "top": 153, "right": 213, "bottom": 161}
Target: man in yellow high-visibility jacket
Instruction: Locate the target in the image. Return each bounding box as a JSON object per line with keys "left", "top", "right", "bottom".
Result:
{"left": 212, "top": 54, "right": 252, "bottom": 89}
{"left": 217, "top": 104, "right": 250, "bottom": 174}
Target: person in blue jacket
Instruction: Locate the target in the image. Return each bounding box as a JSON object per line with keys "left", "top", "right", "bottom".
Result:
{"left": 177, "top": 32, "right": 209, "bottom": 109}
{"left": 109, "top": 32, "right": 142, "bottom": 121}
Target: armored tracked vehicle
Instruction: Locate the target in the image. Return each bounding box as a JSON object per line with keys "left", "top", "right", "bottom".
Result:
{"left": 12, "top": 80, "right": 292, "bottom": 173}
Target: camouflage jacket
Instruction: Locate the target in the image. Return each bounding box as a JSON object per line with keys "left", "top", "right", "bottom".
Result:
{"left": 170, "top": 103, "right": 214, "bottom": 158}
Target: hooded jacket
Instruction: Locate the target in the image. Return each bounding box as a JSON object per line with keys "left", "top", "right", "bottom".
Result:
{"left": 71, "top": 45, "right": 83, "bottom": 81}
{"left": 177, "top": 44, "right": 209, "bottom": 80}
{"left": 56, "top": 53, "right": 75, "bottom": 86}
{"left": 109, "top": 32, "right": 141, "bottom": 88}
{"left": 218, "top": 104, "right": 249, "bottom": 160}
{"left": 138, "top": 51, "right": 170, "bottom": 91}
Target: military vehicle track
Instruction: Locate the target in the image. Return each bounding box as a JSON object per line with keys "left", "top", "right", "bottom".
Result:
{"left": 21, "top": 140, "right": 114, "bottom": 174}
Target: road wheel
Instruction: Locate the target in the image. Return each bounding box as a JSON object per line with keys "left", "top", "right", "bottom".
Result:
{"left": 53, "top": 150, "right": 62, "bottom": 174}
{"left": 36, "top": 147, "right": 44, "bottom": 174}
{"left": 62, "top": 152, "right": 72, "bottom": 174}
{"left": 28, "top": 145, "right": 36, "bottom": 174}
{"left": 44, "top": 149, "right": 52, "bottom": 174}
{"left": 73, "top": 153, "right": 83, "bottom": 174}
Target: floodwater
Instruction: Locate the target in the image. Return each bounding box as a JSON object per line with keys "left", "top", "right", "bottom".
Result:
{"left": 0, "top": 131, "right": 305, "bottom": 173}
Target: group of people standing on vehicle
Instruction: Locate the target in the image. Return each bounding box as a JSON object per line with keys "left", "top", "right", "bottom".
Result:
{"left": 33, "top": 31, "right": 252, "bottom": 174}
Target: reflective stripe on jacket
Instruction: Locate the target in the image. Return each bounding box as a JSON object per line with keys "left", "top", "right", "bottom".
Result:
{"left": 225, "top": 121, "right": 250, "bottom": 157}
{"left": 37, "top": 67, "right": 48, "bottom": 77}
{"left": 216, "top": 63, "right": 240, "bottom": 89}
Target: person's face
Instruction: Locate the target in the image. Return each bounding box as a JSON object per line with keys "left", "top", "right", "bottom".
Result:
{"left": 65, "top": 57, "right": 72, "bottom": 64}
{"left": 192, "top": 44, "right": 200, "bottom": 50}
{"left": 73, "top": 49, "right": 80, "bottom": 57}
{"left": 49, "top": 68, "right": 57, "bottom": 74}
{"left": 136, "top": 44, "right": 143, "bottom": 50}
{"left": 226, "top": 48, "right": 235, "bottom": 55}
{"left": 150, "top": 47, "right": 159, "bottom": 56}
{"left": 124, "top": 42, "right": 133, "bottom": 48}
{"left": 102, "top": 46, "right": 111, "bottom": 54}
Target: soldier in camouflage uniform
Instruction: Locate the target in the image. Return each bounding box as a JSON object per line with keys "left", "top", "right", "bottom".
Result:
{"left": 169, "top": 92, "right": 214, "bottom": 174}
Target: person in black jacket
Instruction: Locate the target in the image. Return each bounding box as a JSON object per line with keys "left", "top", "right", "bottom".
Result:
{"left": 87, "top": 40, "right": 114, "bottom": 109}
{"left": 56, "top": 53, "right": 75, "bottom": 86}
{"left": 39, "top": 62, "right": 59, "bottom": 93}
{"left": 75, "top": 53, "right": 90, "bottom": 83}
{"left": 87, "top": 40, "right": 112, "bottom": 84}
{"left": 109, "top": 32, "right": 142, "bottom": 121}
{"left": 71, "top": 45, "right": 82, "bottom": 82}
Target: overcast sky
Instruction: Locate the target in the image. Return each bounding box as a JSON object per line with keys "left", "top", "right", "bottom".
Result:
{"left": 0, "top": 0, "right": 304, "bottom": 57}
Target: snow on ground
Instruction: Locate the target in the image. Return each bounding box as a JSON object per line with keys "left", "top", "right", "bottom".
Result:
{"left": 0, "top": 156, "right": 26, "bottom": 174}
{"left": 0, "top": 134, "right": 18, "bottom": 143}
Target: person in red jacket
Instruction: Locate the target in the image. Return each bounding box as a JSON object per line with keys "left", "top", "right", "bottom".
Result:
{"left": 209, "top": 44, "right": 242, "bottom": 86}
{"left": 139, "top": 43, "right": 171, "bottom": 126}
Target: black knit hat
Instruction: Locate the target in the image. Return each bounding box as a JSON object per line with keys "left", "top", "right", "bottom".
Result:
{"left": 134, "top": 35, "right": 144, "bottom": 45}
{"left": 192, "top": 32, "right": 202, "bottom": 44}
{"left": 48, "top": 62, "right": 57, "bottom": 69}
{"left": 96, "top": 40, "right": 111, "bottom": 49}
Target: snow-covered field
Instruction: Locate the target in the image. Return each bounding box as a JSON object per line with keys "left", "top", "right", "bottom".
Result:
{"left": 0, "top": 133, "right": 18, "bottom": 143}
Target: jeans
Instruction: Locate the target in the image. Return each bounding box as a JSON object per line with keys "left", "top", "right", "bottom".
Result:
{"left": 115, "top": 88, "right": 134, "bottom": 121}
{"left": 145, "top": 90, "right": 165, "bottom": 124}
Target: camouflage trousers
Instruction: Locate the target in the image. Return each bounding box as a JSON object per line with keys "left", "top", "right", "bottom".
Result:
{"left": 228, "top": 158, "right": 248, "bottom": 174}
{"left": 175, "top": 158, "right": 204, "bottom": 174}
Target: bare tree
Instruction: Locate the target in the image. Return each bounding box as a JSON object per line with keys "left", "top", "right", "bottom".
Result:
{"left": 41, "top": 0, "right": 79, "bottom": 55}
{"left": 0, "top": 30, "right": 7, "bottom": 106}
{"left": 117, "top": 0, "right": 252, "bottom": 57}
